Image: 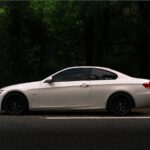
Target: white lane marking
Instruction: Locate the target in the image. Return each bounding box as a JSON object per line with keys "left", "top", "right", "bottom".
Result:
{"left": 44, "top": 116, "right": 150, "bottom": 120}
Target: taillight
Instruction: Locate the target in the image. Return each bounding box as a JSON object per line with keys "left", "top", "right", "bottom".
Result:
{"left": 143, "top": 82, "right": 150, "bottom": 88}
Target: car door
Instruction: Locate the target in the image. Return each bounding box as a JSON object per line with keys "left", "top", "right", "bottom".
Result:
{"left": 87, "top": 68, "right": 118, "bottom": 108}
{"left": 38, "top": 68, "right": 91, "bottom": 108}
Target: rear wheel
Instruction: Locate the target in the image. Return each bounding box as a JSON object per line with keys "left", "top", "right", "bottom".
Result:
{"left": 107, "top": 93, "right": 133, "bottom": 115}
{"left": 3, "top": 92, "right": 28, "bottom": 115}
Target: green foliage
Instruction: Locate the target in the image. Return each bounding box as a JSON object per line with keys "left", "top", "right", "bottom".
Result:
{"left": 0, "top": 1, "right": 149, "bottom": 87}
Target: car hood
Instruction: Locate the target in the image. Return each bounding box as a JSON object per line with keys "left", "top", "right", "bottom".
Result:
{"left": 1, "top": 81, "right": 41, "bottom": 91}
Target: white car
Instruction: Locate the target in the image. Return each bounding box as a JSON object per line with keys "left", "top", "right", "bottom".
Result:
{"left": 0, "top": 66, "right": 150, "bottom": 115}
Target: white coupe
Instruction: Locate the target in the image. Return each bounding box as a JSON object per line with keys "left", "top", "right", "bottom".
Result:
{"left": 0, "top": 66, "right": 150, "bottom": 115}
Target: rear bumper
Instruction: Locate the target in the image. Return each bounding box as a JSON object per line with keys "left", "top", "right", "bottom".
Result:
{"left": 134, "top": 92, "right": 150, "bottom": 108}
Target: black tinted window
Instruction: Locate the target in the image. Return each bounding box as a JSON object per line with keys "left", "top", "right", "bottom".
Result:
{"left": 90, "top": 69, "right": 117, "bottom": 80}
{"left": 53, "top": 68, "right": 91, "bottom": 82}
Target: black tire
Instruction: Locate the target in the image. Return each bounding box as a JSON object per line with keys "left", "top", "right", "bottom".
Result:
{"left": 107, "top": 92, "right": 133, "bottom": 116}
{"left": 3, "top": 92, "right": 28, "bottom": 115}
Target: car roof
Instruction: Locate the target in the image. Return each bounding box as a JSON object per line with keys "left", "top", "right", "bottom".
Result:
{"left": 56, "top": 66, "right": 131, "bottom": 78}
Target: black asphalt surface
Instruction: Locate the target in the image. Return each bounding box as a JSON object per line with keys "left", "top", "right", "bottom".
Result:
{"left": 0, "top": 109, "right": 150, "bottom": 150}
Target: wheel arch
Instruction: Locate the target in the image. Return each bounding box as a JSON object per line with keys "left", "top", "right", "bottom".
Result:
{"left": 1, "top": 91, "right": 29, "bottom": 111}
{"left": 106, "top": 91, "right": 135, "bottom": 109}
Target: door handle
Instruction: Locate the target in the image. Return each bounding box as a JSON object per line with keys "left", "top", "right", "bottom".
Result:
{"left": 80, "top": 83, "right": 89, "bottom": 88}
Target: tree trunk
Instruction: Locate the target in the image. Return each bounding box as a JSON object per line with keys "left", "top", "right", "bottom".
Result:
{"left": 136, "top": 2, "right": 150, "bottom": 78}
{"left": 84, "top": 16, "right": 94, "bottom": 65}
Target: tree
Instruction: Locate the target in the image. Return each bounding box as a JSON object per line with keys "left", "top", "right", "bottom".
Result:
{"left": 136, "top": 2, "right": 150, "bottom": 78}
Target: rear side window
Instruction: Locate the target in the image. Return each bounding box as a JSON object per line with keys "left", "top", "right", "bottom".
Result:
{"left": 90, "top": 68, "right": 118, "bottom": 80}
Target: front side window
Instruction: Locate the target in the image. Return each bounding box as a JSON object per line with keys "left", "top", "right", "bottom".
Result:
{"left": 90, "top": 68, "right": 118, "bottom": 80}
{"left": 53, "top": 68, "right": 91, "bottom": 82}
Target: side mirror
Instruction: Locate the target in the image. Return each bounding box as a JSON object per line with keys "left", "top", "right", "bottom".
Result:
{"left": 44, "top": 77, "right": 53, "bottom": 84}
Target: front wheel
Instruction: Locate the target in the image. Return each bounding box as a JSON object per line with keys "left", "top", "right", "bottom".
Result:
{"left": 107, "top": 93, "right": 133, "bottom": 116}
{"left": 3, "top": 92, "right": 28, "bottom": 115}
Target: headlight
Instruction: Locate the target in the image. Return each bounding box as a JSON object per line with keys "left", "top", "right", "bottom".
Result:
{"left": 0, "top": 90, "right": 4, "bottom": 94}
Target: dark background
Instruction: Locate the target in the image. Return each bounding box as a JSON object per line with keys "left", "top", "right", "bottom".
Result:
{"left": 0, "top": 1, "right": 149, "bottom": 87}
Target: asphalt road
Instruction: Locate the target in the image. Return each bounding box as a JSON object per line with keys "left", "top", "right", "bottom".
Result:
{"left": 0, "top": 109, "right": 150, "bottom": 150}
